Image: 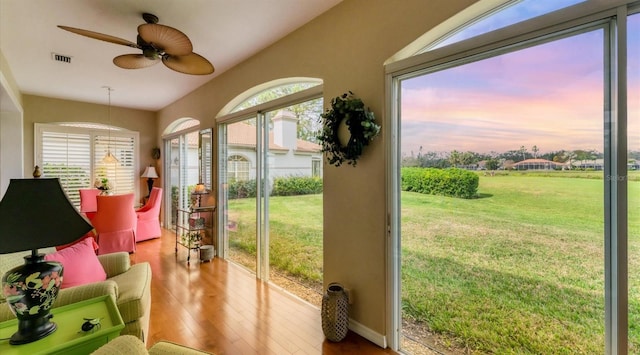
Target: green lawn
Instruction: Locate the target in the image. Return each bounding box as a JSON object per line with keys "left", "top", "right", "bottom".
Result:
{"left": 227, "top": 172, "right": 639, "bottom": 354}
{"left": 402, "top": 173, "right": 639, "bottom": 354}
{"left": 227, "top": 193, "right": 323, "bottom": 284}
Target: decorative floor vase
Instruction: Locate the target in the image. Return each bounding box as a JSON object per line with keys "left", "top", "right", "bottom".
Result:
{"left": 321, "top": 282, "right": 349, "bottom": 342}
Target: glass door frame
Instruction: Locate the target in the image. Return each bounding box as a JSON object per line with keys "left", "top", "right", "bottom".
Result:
{"left": 385, "top": 1, "right": 637, "bottom": 352}
{"left": 216, "top": 86, "right": 323, "bottom": 281}
{"left": 217, "top": 113, "right": 269, "bottom": 279}
{"left": 163, "top": 127, "right": 211, "bottom": 230}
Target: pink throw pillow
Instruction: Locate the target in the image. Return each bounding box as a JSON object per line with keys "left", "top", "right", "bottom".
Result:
{"left": 44, "top": 237, "right": 107, "bottom": 289}
{"left": 55, "top": 229, "right": 99, "bottom": 252}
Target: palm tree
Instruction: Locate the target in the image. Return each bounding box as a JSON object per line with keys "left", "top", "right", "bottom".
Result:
{"left": 519, "top": 146, "right": 527, "bottom": 161}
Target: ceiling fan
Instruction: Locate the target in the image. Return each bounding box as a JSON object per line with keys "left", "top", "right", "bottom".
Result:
{"left": 58, "top": 13, "right": 214, "bottom": 75}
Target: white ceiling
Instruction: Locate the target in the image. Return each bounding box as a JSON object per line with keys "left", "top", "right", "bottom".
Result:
{"left": 0, "top": 0, "right": 341, "bottom": 111}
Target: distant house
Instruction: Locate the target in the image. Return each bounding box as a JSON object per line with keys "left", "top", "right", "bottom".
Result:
{"left": 572, "top": 158, "right": 604, "bottom": 170}
{"left": 226, "top": 110, "right": 323, "bottom": 182}
{"left": 512, "top": 158, "right": 567, "bottom": 170}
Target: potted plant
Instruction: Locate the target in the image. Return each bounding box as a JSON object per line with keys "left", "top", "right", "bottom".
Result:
{"left": 94, "top": 178, "right": 112, "bottom": 195}
{"left": 318, "top": 91, "right": 380, "bottom": 167}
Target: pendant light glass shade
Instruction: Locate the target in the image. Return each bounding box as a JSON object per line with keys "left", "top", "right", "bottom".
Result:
{"left": 102, "top": 86, "right": 119, "bottom": 164}
{"left": 102, "top": 151, "right": 119, "bottom": 164}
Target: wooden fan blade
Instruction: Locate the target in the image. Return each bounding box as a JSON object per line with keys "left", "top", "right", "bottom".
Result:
{"left": 58, "top": 25, "right": 139, "bottom": 48}
{"left": 162, "top": 53, "right": 214, "bottom": 75}
{"left": 113, "top": 54, "right": 159, "bottom": 69}
{"left": 138, "top": 24, "right": 192, "bottom": 56}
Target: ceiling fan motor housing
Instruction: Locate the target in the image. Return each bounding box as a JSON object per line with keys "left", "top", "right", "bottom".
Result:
{"left": 142, "top": 47, "right": 161, "bottom": 60}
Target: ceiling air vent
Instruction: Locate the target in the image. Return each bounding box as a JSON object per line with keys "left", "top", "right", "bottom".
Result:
{"left": 51, "top": 52, "right": 72, "bottom": 63}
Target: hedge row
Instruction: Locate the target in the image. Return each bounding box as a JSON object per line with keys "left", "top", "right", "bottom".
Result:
{"left": 227, "top": 176, "right": 323, "bottom": 199}
{"left": 272, "top": 176, "right": 322, "bottom": 196}
{"left": 401, "top": 167, "right": 478, "bottom": 199}
{"left": 228, "top": 179, "right": 257, "bottom": 199}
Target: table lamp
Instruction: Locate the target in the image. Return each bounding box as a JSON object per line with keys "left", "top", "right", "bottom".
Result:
{"left": 0, "top": 178, "right": 93, "bottom": 345}
{"left": 193, "top": 183, "right": 207, "bottom": 208}
{"left": 141, "top": 166, "right": 159, "bottom": 198}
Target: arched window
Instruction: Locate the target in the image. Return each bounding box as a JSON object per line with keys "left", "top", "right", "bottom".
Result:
{"left": 388, "top": 0, "right": 588, "bottom": 64}
{"left": 422, "top": 0, "right": 586, "bottom": 52}
{"left": 227, "top": 155, "right": 250, "bottom": 182}
{"left": 165, "top": 118, "right": 200, "bottom": 135}
{"left": 218, "top": 77, "right": 322, "bottom": 116}
{"left": 232, "top": 82, "right": 320, "bottom": 113}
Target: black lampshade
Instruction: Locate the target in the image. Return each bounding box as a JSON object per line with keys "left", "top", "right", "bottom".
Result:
{"left": 0, "top": 178, "right": 93, "bottom": 253}
{"left": 0, "top": 178, "right": 94, "bottom": 345}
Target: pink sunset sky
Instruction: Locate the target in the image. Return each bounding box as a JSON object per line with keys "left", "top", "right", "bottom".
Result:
{"left": 400, "top": 9, "right": 639, "bottom": 157}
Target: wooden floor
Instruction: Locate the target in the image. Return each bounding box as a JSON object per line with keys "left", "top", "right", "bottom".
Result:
{"left": 130, "top": 228, "right": 397, "bottom": 354}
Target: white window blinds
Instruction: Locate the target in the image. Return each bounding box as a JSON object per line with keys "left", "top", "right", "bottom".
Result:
{"left": 35, "top": 123, "right": 138, "bottom": 207}
{"left": 40, "top": 130, "right": 92, "bottom": 205}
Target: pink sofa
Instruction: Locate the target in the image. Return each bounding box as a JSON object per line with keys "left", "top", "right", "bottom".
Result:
{"left": 135, "top": 187, "right": 162, "bottom": 242}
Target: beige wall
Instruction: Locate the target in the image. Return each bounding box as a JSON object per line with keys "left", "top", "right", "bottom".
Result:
{"left": 22, "top": 94, "right": 157, "bottom": 199}
{"left": 157, "top": 0, "right": 476, "bottom": 340}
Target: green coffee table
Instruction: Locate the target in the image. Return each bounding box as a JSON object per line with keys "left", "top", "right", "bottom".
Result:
{"left": 0, "top": 295, "right": 124, "bottom": 355}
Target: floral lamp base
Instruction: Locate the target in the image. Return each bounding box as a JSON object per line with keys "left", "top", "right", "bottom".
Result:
{"left": 1, "top": 253, "right": 63, "bottom": 345}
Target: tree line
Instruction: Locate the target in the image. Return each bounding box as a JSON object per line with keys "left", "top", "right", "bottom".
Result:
{"left": 403, "top": 145, "right": 640, "bottom": 169}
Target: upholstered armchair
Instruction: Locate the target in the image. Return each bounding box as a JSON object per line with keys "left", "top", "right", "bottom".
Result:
{"left": 79, "top": 188, "right": 101, "bottom": 220}
{"left": 135, "top": 187, "right": 162, "bottom": 242}
{"left": 93, "top": 193, "right": 137, "bottom": 254}
{"left": 92, "top": 335, "right": 212, "bottom": 354}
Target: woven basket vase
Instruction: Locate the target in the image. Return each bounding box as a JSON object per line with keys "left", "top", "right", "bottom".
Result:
{"left": 321, "top": 283, "right": 349, "bottom": 342}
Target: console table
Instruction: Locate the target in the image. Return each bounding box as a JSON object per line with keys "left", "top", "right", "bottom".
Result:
{"left": 0, "top": 295, "right": 124, "bottom": 354}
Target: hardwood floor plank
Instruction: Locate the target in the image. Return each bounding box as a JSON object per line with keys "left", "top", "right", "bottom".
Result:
{"left": 135, "top": 228, "right": 397, "bottom": 354}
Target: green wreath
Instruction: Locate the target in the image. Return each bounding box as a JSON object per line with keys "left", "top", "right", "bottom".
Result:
{"left": 318, "top": 91, "right": 381, "bottom": 167}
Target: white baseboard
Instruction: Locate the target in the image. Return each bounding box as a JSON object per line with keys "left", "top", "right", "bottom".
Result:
{"left": 349, "top": 318, "right": 387, "bottom": 348}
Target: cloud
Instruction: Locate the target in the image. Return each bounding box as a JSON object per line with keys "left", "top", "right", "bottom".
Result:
{"left": 399, "top": 29, "right": 640, "bottom": 154}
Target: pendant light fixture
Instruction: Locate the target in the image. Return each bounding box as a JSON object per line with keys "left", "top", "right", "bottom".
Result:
{"left": 102, "top": 86, "right": 119, "bottom": 164}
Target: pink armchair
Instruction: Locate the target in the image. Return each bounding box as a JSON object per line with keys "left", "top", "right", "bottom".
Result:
{"left": 93, "top": 193, "right": 137, "bottom": 255}
{"left": 135, "top": 187, "right": 162, "bottom": 242}
{"left": 79, "top": 188, "right": 101, "bottom": 220}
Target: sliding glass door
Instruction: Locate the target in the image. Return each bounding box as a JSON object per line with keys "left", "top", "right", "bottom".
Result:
{"left": 398, "top": 28, "right": 606, "bottom": 354}
{"left": 220, "top": 118, "right": 259, "bottom": 273}
{"left": 218, "top": 89, "right": 324, "bottom": 303}
{"left": 389, "top": 2, "right": 638, "bottom": 353}
{"left": 165, "top": 130, "right": 206, "bottom": 229}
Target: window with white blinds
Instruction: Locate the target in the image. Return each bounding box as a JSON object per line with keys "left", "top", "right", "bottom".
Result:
{"left": 35, "top": 123, "right": 139, "bottom": 207}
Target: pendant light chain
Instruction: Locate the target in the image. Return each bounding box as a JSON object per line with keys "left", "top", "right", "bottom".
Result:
{"left": 102, "top": 86, "right": 119, "bottom": 164}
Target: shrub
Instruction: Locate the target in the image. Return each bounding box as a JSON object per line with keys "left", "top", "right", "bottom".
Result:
{"left": 272, "top": 176, "right": 323, "bottom": 196}
{"left": 228, "top": 179, "right": 257, "bottom": 199}
{"left": 401, "top": 167, "right": 478, "bottom": 199}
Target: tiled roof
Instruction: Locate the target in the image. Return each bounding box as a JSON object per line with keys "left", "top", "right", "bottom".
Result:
{"left": 228, "top": 122, "right": 320, "bottom": 152}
